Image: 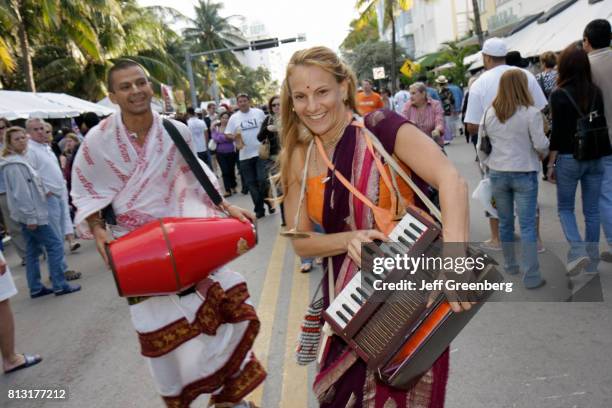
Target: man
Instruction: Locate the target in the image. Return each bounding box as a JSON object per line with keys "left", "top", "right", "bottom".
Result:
{"left": 583, "top": 19, "right": 612, "bottom": 262}
{"left": 464, "top": 37, "right": 547, "bottom": 251}
{"left": 0, "top": 118, "right": 26, "bottom": 265}
{"left": 205, "top": 102, "right": 218, "bottom": 129}
{"left": 71, "top": 60, "right": 265, "bottom": 407}
{"left": 356, "top": 79, "right": 384, "bottom": 116}
{"left": 226, "top": 93, "right": 271, "bottom": 218}
{"left": 25, "top": 118, "right": 81, "bottom": 281}
{"left": 393, "top": 82, "right": 410, "bottom": 113}
{"left": 1, "top": 253, "right": 42, "bottom": 374}
{"left": 435, "top": 75, "right": 455, "bottom": 145}
{"left": 186, "top": 106, "right": 211, "bottom": 168}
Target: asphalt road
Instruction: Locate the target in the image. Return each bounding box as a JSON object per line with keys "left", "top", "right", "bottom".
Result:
{"left": 1, "top": 137, "right": 611, "bottom": 408}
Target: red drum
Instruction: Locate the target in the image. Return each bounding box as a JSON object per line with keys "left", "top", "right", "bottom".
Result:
{"left": 105, "top": 217, "right": 257, "bottom": 297}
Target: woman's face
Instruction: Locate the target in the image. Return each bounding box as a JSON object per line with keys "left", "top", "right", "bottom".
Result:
{"left": 9, "top": 131, "right": 28, "bottom": 154}
{"left": 64, "top": 138, "right": 77, "bottom": 152}
{"left": 220, "top": 114, "right": 229, "bottom": 126}
{"left": 271, "top": 98, "right": 280, "bottom": 115}
{"left": 410, "top": 89, "right": 427, "bottom": 106}
{"left": 288, "top": 64, "right": 348, "bottom": 136}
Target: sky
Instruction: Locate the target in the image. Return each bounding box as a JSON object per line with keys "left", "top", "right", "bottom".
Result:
{"left": 138, "top": 0, "right": 361, "bottom": 80}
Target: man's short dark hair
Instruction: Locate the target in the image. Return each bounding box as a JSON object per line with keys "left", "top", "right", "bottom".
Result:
{"left": 584, "top": 19, "right": 611, "bottom": 49}
{"left": 186, "top": 107, "right": 195, "bottom": 115}
{"left": 399, "top": 83, "right": 406, "bottom": 90}
{"left": 107, "top": 59, "right": 146, "bottom": 92}
{"left": 236, "top": 93, "right": 250, "bottom": 100}
{"left": 81, "top": 112, "right": 100, "bottom": 130}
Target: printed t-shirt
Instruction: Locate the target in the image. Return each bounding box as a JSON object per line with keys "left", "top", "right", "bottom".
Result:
{"left": 226, "top": 108, "right": 266, "bottom": 161}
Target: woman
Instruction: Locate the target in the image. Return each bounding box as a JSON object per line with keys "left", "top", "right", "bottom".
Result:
{"left": 381, "top": 88, "right": 394, "bottom": 111}
{"left": 477, "top": 69, "right": 549, "bottom": 289}
{"left": 535, "top": 51, "right": 558, "bottom": 99}
{"left": 280, "top": 46, "right": 470, "bottom": 408}
{"left": 211, "top": 111, "right": 238, "bottom": 197}
{"left": 257, "top": 95, "right": 281, "bottom": 212}
{"left": 401, "top": 82, "right": 445, "bottom": 146}
{"left": 60, "top": 133, "right": 81, "bottom": 229}
{"left": 547, "top": 44, "right": 609, "bottom": 275}
{"left": 0, "top": 127, "right": 79, "bottom": 297}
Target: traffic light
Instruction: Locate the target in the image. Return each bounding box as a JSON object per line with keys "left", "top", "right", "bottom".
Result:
{"left": 250, "top": 38, "right": 279, "bottom": 51}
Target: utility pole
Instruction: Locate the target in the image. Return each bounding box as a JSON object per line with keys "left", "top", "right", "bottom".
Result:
{"left": 183, "top": 34, "right": 306, "bottom": 109}
{"left": 471, "top": 0, "right": 485, "bottom": 47}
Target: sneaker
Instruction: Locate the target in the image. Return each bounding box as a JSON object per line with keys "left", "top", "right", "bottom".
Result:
{"left": 70, "top": 242, "right": 81, "bottom": 252}
{"left": 64, "top": 270, "right": 82, "bottom": 281}
{"left": 600, "top": 250, "right": 612, "bottom": 263}
{"left": 268, "top": 207, "right": 276, "bottom": 214}
{"left": 566, "top": 256, "right": 589, "bottom": 277}
{"left": 54, "top": 284, "right": 81, "bottom": 296}
{"left": 30, "top": 287, "right": 53, "bottom": 299}
{"left": 256, "top": 212, "right": 265, "bottom": 219}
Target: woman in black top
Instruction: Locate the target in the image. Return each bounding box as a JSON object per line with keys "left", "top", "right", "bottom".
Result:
{"left": 547, "top": 43, "right": 607, "bottom": 275}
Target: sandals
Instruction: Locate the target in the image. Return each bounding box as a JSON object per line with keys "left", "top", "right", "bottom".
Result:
{"left": 64, "top": 270, "right": 82, "bottom": 281}
{"left": 300, "top": 262, "right": 313, "bottom": 273}
{"left": 3, "top": 353, "right": 43, "bottom": 374}
{"left": 480, "top": 240, "right": 501, "bottom": 252}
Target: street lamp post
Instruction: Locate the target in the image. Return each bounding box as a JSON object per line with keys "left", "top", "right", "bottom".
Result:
{"left": 183, "top": 34, "right": 306, "bottom": 109}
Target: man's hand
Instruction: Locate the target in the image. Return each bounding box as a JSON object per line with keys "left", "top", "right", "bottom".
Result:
{"left": 0, "top": 260, "right": 6, "bottom": 276}
{"left": 221, "top": 202, "right": 255, "bottom": 223}
{"left": 91, "top": 224, "right": 113, "bottom": 267}
{"left": 26, "top": 224, "right": 37, "bottom": 231}
{"left": 546, "top": 166, "right": 556, "bottom": 184}
{"left": 347, "top": 229, "right": 388, "bottom": 268}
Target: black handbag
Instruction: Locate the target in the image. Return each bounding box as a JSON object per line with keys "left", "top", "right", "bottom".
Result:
{"left": 560, "top": 88, "right": 611, "bottom": 161}
{"left": 479, "top": 108, "right": 492, "bottom": 155}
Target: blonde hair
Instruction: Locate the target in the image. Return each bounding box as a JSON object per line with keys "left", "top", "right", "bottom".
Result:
{"left": 491, "top": 69, "right": 534, "bottom": 123}
{"left": 3, "top": 126, "right": 26, "bottom": 157}
{"left": 278, "top": 46, "right": 358, "bottom": 192}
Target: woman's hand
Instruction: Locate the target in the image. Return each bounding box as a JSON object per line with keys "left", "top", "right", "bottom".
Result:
{"left": 546, "top": 165, "right": 556, "bottom": 183}
{"left": 346, "top": 229, "right": 388, "bottom": 268}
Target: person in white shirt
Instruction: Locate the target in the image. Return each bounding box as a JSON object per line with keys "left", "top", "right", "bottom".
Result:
{"left": 186, "top": 107, "right": 210, "bottom": 168}
{"left": 226, "top": 93, "right": 270, "bottom": 218}
{"left": 25, "top": 118, "right": 81, "bottom": 282}
{"left": 393, "top": 82, "right": 411, "bottom": 113}
{"left": 464, "top": 37, "right": 547, "bottom": 251}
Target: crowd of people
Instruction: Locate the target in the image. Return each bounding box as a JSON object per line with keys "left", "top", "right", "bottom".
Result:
{"left": 0, "top": 14, "right": 610, "bottom": 408}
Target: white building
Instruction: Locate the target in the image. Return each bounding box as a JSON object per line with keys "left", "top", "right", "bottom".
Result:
{"left": 488, "top": 0, "right": 562, "bottom": 32}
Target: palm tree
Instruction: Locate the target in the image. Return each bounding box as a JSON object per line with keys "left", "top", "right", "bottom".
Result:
{"left": 356, "top": 0, "right": 412, "bottom": 92}
{"left": 183, "top": 0, "right": 246, "bottom": 68}
{"left": 0, "top": 0, "right": 104, "bottom": 92}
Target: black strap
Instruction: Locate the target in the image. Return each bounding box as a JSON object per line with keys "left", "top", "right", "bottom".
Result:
{"left": 162, "top": 119, "right": 223, "bottom": 206}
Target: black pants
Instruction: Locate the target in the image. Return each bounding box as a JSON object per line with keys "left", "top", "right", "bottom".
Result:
{"left": 216, "top": 151, "right": 237, "bottom": 193}
{"left": 239, "top": 157, "right": 271, "bottom": 216}
{"left": 197, "top": 151, "right": 212, "bottom": 169}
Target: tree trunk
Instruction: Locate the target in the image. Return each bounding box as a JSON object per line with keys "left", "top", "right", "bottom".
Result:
{"left": 15, "top": 3, "right": 35, "bottom": 92}
{"left": 471, "top": 0, "right": 485, "bottom": 47}
{"left": 389, "top": 5, "right": 397, "bottom": 93}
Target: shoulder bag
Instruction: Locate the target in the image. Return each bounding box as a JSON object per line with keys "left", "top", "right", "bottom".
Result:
{"left": 479, "top": 108, "right": 492, "bottom": 155}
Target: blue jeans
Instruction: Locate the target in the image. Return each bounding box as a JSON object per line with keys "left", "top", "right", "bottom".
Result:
{"left": 489, "top": 170, "right": 542, "bottom": 288}
{"left": 47, "top": 195, "right": 68, "bottom": 272}
{"left": 555, "top": 154, "right": 603, "bottom": 272}
{"left": 600, "top": 155, "right": 612, "bottom": 248}
{"left": 21, "top": 223, "right": 68, "bottom": 294}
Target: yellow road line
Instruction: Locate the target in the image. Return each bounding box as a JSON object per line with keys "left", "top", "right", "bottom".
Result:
{"left": 279, "top": 256, "right": 311, "bottom": 407}
{"left": 249, "top": 234, "right": 288, "bottom": 406}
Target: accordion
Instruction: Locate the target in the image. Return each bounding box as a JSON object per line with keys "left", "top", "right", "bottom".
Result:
{"left": 323, "top": 207, "right": 501, "bottom": 388}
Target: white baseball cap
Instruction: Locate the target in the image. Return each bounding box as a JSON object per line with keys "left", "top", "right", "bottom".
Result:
{"left": 482, "top": 37, "right": 508, "bottom": 57}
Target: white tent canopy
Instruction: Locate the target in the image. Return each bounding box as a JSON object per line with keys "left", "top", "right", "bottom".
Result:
{"left": 38, "top": 93, "right": 114, "bottom": 117}
{"left": 463, "top": 0, "right": 612, "bottom": 71}
{"left": 0, "top": 91, "right": 80, "bottom": 121}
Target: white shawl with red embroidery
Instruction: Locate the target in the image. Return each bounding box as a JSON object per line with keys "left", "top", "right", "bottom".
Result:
{"left": 71, "top": 111, "right": 223, "bottom": 237}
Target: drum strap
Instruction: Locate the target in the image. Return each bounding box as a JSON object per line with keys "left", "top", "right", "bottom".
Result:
{"left": 162, "top": 119, "right": 223, "bottom": 206}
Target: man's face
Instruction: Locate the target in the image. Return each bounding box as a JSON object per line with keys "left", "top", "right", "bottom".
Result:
{"left": 208, "top": 104, "right": 216, "bottom": 116}
{"left": 26, "top": 120, "right": 47, "bottom": 144}
{"left": 108, "top": 66, "right": 154, "bottom": 116}
{"left": 362, "top": 80, "right": 372, "bottom": 93}
{"left": 237, "top": 96, "right": 250, "bottom": 112}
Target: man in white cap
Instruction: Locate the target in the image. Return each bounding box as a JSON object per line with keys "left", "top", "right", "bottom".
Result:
{"left": 435, "top": 75, "right": 455, "bottom": 144}
{"left": 464, "top": 37, "right": 547, "bottom": 250}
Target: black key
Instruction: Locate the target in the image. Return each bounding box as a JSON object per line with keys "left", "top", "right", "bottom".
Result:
{"left": 403, "top": 228, "right": 418, "bottom": 242}
{"left": 409, "top": 222, "right": 424, "bottom": 234}
{"left": 356, "top": 287, "right": 369, "bottom": 300}
{"left": 336, "top": 310, "right": 349, "bottom": 324}
{"left": 351, "top": 293, "right": 364, "bottom": 306}
{"left": 389, "top": 245, "right": 401, "bottom": 255}
{"left": 398, "top": 235, "right": 412, "bottom": 249}
{"left": 342, "top": 303, "right": 355, "bottom": 316}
